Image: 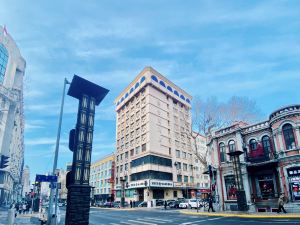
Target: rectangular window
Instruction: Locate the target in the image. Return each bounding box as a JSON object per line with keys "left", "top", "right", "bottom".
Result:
{"left": 176, "top": 162, "right": 181, "bottom": 170}
{"left": 174, "top": 191, "right": 178, "bottom": 198}
{"left": 130, "top": 149, "right": 134, "bottom": 156}
{"left": 176, "top": 150, "right": 180, "bottom": 158}
{"left": 183, "top": 152, "right": 187, "bottom": 159}
{"left": 177, "top": 175, "right": 182, "bottom": 182}
{"left": 183, "top": 163, "right": 187, "bottom": 171}
{"left": 184, "top": 176, "right": 188, "bottom": 183}
{"left": 142, "top": 143, "right": 146, "bottom": 152}
{"left": 135, "top": 146, "right": 140, "bottom": 154}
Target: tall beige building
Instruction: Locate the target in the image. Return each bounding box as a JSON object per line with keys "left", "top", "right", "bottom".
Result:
{"left": 114, "top": 67, "right": 194, "bottom": 202}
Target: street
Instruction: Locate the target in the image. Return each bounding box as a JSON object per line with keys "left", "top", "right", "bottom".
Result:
{"left": 76, "top": 208, "right": 300, "bottom": 225}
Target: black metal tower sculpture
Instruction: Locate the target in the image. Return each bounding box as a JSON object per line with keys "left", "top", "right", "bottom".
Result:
{"left": 65, "top": 75, "right": 109, "bottom": 225}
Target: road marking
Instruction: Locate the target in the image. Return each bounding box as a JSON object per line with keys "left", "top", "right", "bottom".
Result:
{"left": 180, "top": 220, "right": 206, "bottom": 225}
{"left": 144, "top": 217, "right": 172, "bottom": 222}
{"left": 137, "top": 218, "right": 166, "bottom": 223}
{"left": 120, "top": 222, "right": 134, "bottom": 225}
{"left": 110, "top": 223, "right": 121, "bottom": 225}
{"left": 127, "top": 220, "right": 157, "bottom": 225}
{"left": 207, "top": 218, "right": 222, "bottom": 221}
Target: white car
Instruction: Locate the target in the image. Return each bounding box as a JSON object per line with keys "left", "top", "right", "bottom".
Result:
{"left": 179, "top": 199, "right": 200, "bottom": 209}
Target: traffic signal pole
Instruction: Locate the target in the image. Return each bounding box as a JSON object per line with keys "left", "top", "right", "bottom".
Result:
{"left": 47, "top": 78, "right": 69, "bottom": 225}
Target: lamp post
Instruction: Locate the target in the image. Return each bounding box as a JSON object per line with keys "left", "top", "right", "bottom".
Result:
{"left": 227, "top": 150, "right": 247, "bottom": 211}
{"left": 120, "top": 177, "right": 126, "bottom": 208}
{"left": 65, "top": 75, "right": 109, "bottom": 225}
{"left": 48, "top": 78, "right": 70, "bottom": 225}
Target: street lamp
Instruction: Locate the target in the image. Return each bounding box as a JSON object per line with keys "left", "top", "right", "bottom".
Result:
{"left": 48, "top": 78, "right": 70, "bottom": 225}
{"left": 227, "top": 150, "right": 248, "bottom": 211}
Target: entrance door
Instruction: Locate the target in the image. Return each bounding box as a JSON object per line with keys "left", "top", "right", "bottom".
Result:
{"left": 137, "top": 189, "right": 144, "bottom": 201}
{"left": 153, "top": 189, "right": 164, "bottom": 199}
{"left": 257, "top": 174, "right": 275, "bottom": 199}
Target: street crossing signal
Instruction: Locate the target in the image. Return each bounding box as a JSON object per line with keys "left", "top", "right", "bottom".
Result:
{"left": 0, "top": 155, "right": 9, "bottom": 169}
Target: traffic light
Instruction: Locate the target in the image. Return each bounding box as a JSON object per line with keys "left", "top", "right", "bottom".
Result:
{"left": 0, "top": 155, "right": 9, "bottom": 169}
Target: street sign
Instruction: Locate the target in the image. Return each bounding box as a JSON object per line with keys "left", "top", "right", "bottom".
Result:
{"left": 36, "top": 174, "right": 58, "bottom": 182}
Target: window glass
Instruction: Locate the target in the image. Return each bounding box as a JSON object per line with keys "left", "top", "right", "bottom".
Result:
{"left": 219, "top": 143, "right": 226, "bottom": 162}
{"left": 283, "top": 124, "right": 296, "bottom": 150}
{"left": 0, "top": 44, "right": 8, "bottom": 84}
{"left": 225, "top": 175, "right": 237, "bottom": 200}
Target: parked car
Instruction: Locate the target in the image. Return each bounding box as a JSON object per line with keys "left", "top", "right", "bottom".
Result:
{"left": 155, "top": 199, "right": 164, "bottom": 206}
{"left": 179, "top": 199, "right": 200, "bottom": 209}
{"left": 166, "top": 199, "right": 176, "bottom": 206}
{"left": 113, "top": 201, "right": 120, "bottom": 208}
{"left": 95, "top": 201, "right": 104, "bottom": 207}
{"left": 169, "top": 200, "right": 182, "bottom": 208}
{"left": 138, "top": 201, "right": 147, "bottom": 207}
{"left": 103, "top": 202, "right": 113, "bottom": 208}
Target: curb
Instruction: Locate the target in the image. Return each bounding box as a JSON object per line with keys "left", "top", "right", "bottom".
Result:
{"left": 180, "top": 210, "right": 300, "bottom": 219}
{"left": 91, "top": 207, "right": 137, "bottom": 211}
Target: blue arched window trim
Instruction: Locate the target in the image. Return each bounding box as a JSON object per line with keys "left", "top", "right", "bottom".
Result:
{"left": 135, "top": 82, "right": 139, "bottom": 88}
{"left": 167, "top": 86, "right": 173, "bottom": 92}
{"left": 140, "top": 76, "right": 145, "bottom": 83}
{"left": 125, "top": 93, "right": 129, "bottom": 98}
{"left": 130, "top": 88, "right": 134, "bottom": 94}
{"left": 174, "top": 90, "right": 179, "bottom": 96}
{"left": 159, "top": 80, "right": 166, "bottom": 87}
{"left": 117, "top": 102, "right": 120, "bottom": 106}
{"left": 121, "top": 97, "right": 124, "bottom": 102}
{"left": 151, "top": 75, "right": 158, "bottom": 82}
{"left": 180, "top": 95, "right": 185, "bottom": 100}
{"left": 186, "top": 98, "right": 190, "bottom": 104}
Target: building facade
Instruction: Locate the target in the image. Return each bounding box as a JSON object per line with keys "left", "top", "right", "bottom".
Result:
{"left": 90, "top": 153, "right": 114, "bottom": 202}
{"left": 207, "top": 105, "right": 300, "bottom": 212}
{"left": 0, "top": 26, "right": 25, "bottom": 204}
{"left": 192, "top": 132, "right": 210, "bottom": 197}
{"left": 114, "top": 67, "right": 194, "bottom": 203}
{"left": 21, "top": 165, "right": 30, "bottom": 197}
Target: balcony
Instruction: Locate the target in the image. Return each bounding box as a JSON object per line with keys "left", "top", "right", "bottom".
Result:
{"left": 246, "top": 151, "right": 277, "bottom": 164}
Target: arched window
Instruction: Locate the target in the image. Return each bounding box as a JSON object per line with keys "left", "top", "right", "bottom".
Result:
{"left": 0, "top": 43, "right": 8, "bottom": 84}
{"left": 174, "top": 90, "right": 179, "bottom": 96}
{"left": 130, "top": 87, "right": 134, "bottom": 94}
{"left": 249, "top": 139, "right": 257, "bottom": 151}
{"left": 167, "top": 86, "right": 173, "bottom": 92}
{"left": 159, "top": 80, "right": 166, "bottom": 87}
{"left": 125, "top": 93, "right": 129, "bottom": 98}
{"left": 282, "top": 124, "right": 296, "bottom": 150}
{"left": 186, "top": 98, "right": 191, "bottom": 104}
{"left": 135, "top": 82, "right": 139, "bottom": 88}
{"left": 151, "top": 75, "right": 158, "bottom": 82}
{"left": 219, "top": 143, "right": 226, "bottom": 162}
{"left": 180, "top": 95, "right": 185, "bottom": 100}
{"left": 262, "top": 136, "right": 271, "bottom": 153}
{"left": 140, "top": 76, "right": 145, "bottom": 83}
{"left": 228, "top": 140, "right": 236, "bottom": 152}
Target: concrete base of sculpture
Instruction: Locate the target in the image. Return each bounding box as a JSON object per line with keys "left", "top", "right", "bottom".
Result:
{"left": 65, "top": 185, "right": 91, "bottom": 225}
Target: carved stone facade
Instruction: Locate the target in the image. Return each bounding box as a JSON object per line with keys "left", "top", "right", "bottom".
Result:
{"left": 207, "top": 105, "right": 300, "bottom": 212}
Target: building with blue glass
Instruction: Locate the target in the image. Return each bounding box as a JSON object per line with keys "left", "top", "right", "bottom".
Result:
{"left": 0, "top": 26, "right": 25, "bottom": 204}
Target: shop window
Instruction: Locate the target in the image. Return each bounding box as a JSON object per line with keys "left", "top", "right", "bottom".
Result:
{"left": 224, "top": 175, "right": 237, "bottom": 200}
{"left": 177, "top": 175, "right": 182, "bottom": 182}
{"left": 258, "top": 174, "right": 275, "bottom": 199}
{"left": 287, "top": 167, "right": 300, "bottom": 201}
{"left": 283, "top": 124, "right": 296, "bottom": 150}
{"left": 184, "top": 176, "right": 188, "bottom": 183}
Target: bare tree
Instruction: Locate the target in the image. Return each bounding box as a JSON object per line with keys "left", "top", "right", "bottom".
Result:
{"left": 184, "top": 96, "right": 261, "bottom": 167}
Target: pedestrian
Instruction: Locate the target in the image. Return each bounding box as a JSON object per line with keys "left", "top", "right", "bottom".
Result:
{"left": 133, "top": 200, "right": 135, "bottom": 208}
{"left": 22, "top": 203, "right": 26, "bottom": 214}
{"left": 208, "top": 194, "right": 215, "bottom": 212}
{"left": 164, "top": 200, "right": 167, "bottom": 210}
{"left": 18, "top": 203, "right": 22, "bottom": 214}
{"left": 130, "top": 200, "right": 133, "bottom": 208}
{"left": 277, "top": 193, "right": 287, "bottom": 213}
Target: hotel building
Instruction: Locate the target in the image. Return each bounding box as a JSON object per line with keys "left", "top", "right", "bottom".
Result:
{"left": 114, "top": 67, "right": 194, "bottom": 202}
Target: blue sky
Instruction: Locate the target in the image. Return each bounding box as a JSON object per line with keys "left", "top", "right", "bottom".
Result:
{"left": 1, "top": 0, "right": 300, "bottom": 181}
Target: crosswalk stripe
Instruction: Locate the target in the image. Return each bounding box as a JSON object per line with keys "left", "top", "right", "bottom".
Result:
{"left": 208, "top": 218, "right": 222, "bottom": 221}
{"left": 180, "top": 220, "right": 206, "bottom": 225}
{"left": 127, "top": 220, "right": 157, "bottom": 225}
{"left": 137, "top": 218, "right": 166, "bottom": 224}
{"left": 144, "top": 217, "right": 172, "bottom": 222}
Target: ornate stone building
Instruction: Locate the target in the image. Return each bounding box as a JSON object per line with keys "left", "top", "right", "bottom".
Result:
{"left": 207, "top": 105, "right": 300, "bottom": 212}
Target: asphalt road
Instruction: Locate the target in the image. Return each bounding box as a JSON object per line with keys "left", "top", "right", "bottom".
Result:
{"left": 81, "top": 208, "right": 300, "bottom": 225}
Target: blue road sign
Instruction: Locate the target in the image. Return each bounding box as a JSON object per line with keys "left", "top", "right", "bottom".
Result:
{"left": 36, "top": 174, "right": 58, "bottom": 183}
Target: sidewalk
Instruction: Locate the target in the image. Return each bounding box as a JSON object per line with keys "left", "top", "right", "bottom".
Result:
{"left": 0, "top": 208, "right": 40, "bottom": 225}
{"left": 181, "top": 209, "right": 300, "bottom": 219}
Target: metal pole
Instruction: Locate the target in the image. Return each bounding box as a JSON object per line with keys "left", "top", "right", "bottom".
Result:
{"left": 47, "top": 78, "right": 69, "bottom": 225}
{"left": 54, "top": 183, "right": 59, "bottom": 225}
